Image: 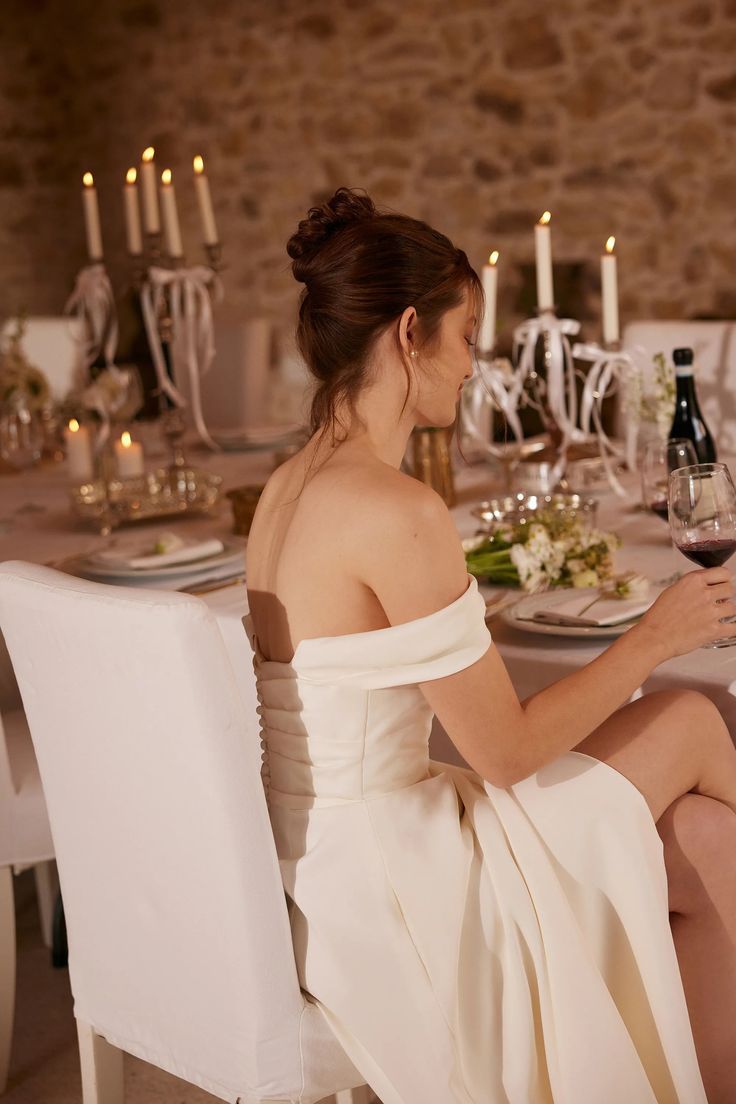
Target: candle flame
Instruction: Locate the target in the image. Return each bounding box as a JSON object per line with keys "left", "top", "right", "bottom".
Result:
{"left": 142, "top": 147, "right": 155, "bottom": 162}
{"left": 121, "top": 431, "right": 132, "bottom": 448}
{"left": 193, "top": 155, "right": 205, "bottom": 174}
{"left": 489, "top": 250, "right": 499, "bottom": 266}
{"left": 82, "top": 172, "right": 94, "bottom": 187}
{"left": 69, "top": 418, "right": 80, "bottom": 432}
{"left": 126, "top": 167, "right": 137, "bottom": 184}
{"left": 161, "top": 168, "right": 172, "bottom": 185}
{"left": 605, "top": 235, "right": 616, "bottom": 254}
{"left": 539, "top": 210, "right": 551, "bottom": 225}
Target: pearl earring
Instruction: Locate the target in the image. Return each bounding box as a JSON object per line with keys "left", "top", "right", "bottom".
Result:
{"left": 409, "top": 350, "right": 418, "bottom": 358}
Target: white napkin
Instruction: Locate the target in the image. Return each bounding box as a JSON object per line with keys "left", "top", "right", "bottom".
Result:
{"left": 91, "top": 537, "right": 225, "bottom": 570}
{"left": 527, "top": 587, "right": 655, "bottom": 627}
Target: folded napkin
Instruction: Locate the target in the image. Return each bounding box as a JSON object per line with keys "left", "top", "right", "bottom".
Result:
{"left": 91, "top": 536, "right": 225, "bottom": 571}
{"left": 526, "top": 587, "right": 655, "bottom": 627}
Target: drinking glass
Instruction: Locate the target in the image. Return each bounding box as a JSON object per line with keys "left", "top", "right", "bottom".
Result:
{"left": 641, "top": 438, "right": 697, "bottom": 519}
{"left": 668, "top": 462, "right": 736, "bottom": 648}
{"left": 0, "top": 397, "right": 43, "bottom": 469}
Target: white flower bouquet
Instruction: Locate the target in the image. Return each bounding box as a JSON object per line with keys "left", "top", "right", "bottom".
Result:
{"left": 464, "top": 512, "right": 621, "bottom": 593}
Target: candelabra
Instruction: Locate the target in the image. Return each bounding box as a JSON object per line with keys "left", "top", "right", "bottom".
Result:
{"left": 463, "top": 310, "right": 636, "bottom": 498}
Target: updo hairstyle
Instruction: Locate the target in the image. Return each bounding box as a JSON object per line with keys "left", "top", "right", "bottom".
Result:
{"left": 287, "top": 188, "right": 482, "bottom": 436}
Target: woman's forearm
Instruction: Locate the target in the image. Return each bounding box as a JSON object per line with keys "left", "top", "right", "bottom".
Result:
{"left": 511, "top": 621, "right": 665, "bottom": 783}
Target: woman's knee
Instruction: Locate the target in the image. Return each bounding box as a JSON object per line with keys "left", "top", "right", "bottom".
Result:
{"left": 659, "top": 792, "right": 736, "bottom": 915}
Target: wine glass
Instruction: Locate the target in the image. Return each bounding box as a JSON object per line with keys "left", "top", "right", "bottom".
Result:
{"left": 641, "top": 438, "right": 697, "bottom": 520}
{"left": 668, "top": 462, "right": 736, "bottom": 648}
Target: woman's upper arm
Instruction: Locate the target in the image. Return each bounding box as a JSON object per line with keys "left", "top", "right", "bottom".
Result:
{"left": 420, "top": 645, "right": 525, "bottom": 786}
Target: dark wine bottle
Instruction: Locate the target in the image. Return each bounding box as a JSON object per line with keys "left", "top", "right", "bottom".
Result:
{"left": 668, "top": 347, "right": 716, "bottom": 464}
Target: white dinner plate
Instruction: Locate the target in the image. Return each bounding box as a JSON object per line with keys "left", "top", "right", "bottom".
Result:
{"left": 71, "top": 540, "right": 245, "bottom": 581}
{"left": 502, "top": 592, "right": 642, "bottom": 639}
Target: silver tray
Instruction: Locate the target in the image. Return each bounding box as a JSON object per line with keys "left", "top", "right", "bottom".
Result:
{"left": 70, "top": 466, "right": 222, "bottom": 533}
{"left": 471, "top": 491, "right": 598, "bottom": 532}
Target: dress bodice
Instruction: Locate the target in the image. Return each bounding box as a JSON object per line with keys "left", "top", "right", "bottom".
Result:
{"left": 246, "top": 577, "right": 491, "bottom": 807}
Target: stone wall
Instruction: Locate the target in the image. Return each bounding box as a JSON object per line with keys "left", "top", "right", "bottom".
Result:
{"left": 3, "top": 0, "right": 736, "bottom": 353}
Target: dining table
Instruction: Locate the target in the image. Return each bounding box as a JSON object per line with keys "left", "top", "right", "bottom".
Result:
{"left": 3, "top": 435, "right": 736, "bottom": 768}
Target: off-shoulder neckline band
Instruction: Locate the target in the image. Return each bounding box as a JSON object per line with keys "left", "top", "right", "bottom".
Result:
{"left": 249, "top": 575, "right": 481, "bottom": 667}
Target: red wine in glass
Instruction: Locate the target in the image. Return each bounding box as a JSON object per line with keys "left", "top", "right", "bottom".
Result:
{"left": 675, "top": 538, "right": 736, "bottom": 568}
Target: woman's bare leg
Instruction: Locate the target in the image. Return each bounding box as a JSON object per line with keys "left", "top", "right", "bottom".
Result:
{"left": 574, "top": 689, "right": 736, "bottom": 1103}
{"left": 660, "top": 794, "right": 736, "bottom": 1104}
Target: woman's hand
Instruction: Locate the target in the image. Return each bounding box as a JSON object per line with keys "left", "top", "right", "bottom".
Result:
{"left": 635, "top": 568, "right": 736, "bottom": 660}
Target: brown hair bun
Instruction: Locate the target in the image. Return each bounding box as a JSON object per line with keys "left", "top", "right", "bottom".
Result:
{"left": 286, "top": 187, "right": 482, "bottom": 437}
{"left": 287, "top": 188, "right": 376, "bottom": 283}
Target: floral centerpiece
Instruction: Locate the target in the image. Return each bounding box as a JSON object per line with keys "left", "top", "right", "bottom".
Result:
{"left": 0, "top": 318, "right": 50, "bottom": 411}
{"left": 464, "top": 511, "right": 621, "bottom": 592}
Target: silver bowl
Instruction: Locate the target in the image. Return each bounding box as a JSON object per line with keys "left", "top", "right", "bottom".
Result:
{"left": 471, "top": 491, "right": 598, "bottom": 532}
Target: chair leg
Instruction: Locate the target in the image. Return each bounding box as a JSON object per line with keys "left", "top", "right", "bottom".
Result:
{"left": 0, "top": 866, "right": 15, "bottom": 1094}
{"left": 33, "top": 860, "right": 58, "bottom": 950}
{"left": 76, "top": 1020, "right": 124, "bottom": 1104}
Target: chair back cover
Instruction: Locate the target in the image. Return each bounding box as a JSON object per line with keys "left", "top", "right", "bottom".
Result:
{"left": 2, "top": 317, "right": 87, "bottom": 401}
{"left": 0, "top": 562, "right": 359, "bottom": 1103}
{"left": 620, "top": 320, "right": 736, "bottom": 452}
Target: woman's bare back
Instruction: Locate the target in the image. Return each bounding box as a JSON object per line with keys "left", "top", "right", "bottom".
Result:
{"left": 246, "top": 441, "right": 415, "bottom": 663}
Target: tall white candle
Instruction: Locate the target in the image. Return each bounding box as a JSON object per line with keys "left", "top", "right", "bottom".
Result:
{"left": 140, "top": 146, "right": 160, "bottom": 235}
{"left": 123, "top": 167, "right": 143, "bottom": 255}
{"left": 601, "top": 235, "right": 620, "bottom": 345}
{"left": 64, "top": 418, "right": 94, "bottom": 481}
{"left": 479, "top": 251, "right": 499, "bottom": 353}
{"left": 81, "top": 173, "right": 103, "bottom": 261}
{"left": 534, "top": 210, "right": 554, "bottom": 311}
{"left": 159, "top": 169, "right": 184, "bottom": 258}
{"left": 114, "top": 430, "right": 145, "bottom": 478}
{"left": 193, "top": 155, "right": 219, "bottom": 245}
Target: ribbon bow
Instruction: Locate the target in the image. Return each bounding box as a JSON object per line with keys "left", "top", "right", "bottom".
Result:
{"left": 65, "top": 263, "right": 118, "bottom": 372}
{"left": 140, "top": 265, "right": 223, "bottom": 450}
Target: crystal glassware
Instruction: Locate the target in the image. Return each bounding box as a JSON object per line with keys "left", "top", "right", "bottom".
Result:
{"left": 668, "top": 462, "right": 736, "bottom": 648}
{"left": 641, "top": 438, "right": 697, "bottom": 520}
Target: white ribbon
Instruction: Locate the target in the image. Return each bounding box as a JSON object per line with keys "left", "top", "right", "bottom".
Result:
{"left": 65, "top": 263, "right": 118, "bottom": 372}
{"left": 461, "top": 357, "right": 526, "bottom": 459}
{"left": 573, "top": 341, "right": 637, "bottom": 497}
{"left": 512, "top": 312, "right": 584, "bottom": 485}
{"left": 140, "top": 265, "right": 223, "bottom": 450}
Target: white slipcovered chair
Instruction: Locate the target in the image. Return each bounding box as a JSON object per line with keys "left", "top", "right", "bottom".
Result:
{"left": 1, "top": 317, "right": 87, "bottom": 402}
{"left": 618, "top": 320, "right": 736, "bottom": 452}
{"left": 0, "top": 703, "right": 57, "bottom": 1094}
{"left": 0, "top": 562, "right": 369, "bottom": 1104}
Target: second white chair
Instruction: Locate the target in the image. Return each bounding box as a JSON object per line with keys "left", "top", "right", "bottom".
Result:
{"left": 0, "top": 562, "right": 370, "bottom": 1104}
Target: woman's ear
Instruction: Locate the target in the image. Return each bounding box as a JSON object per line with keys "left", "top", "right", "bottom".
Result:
{"left": 397, "top": 306, "right": 418, "bottom": 358}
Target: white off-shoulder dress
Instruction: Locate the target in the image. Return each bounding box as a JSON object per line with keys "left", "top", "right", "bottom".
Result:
{"left": 247, "top": 576, "right": 706, "bottom": 1104}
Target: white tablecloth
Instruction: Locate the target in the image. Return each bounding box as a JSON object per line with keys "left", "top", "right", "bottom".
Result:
{"left": 3, "top": 442, "right": 736, "bottom": 765}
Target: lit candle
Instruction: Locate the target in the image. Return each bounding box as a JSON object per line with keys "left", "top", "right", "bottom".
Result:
{"left": 140, "top": 146, "right": 160, "bottom": 235}
{"left": 159, "top": 169, "right": 184, "bottom": 258}
{"left": 479, "top": 251, "right": 499, "bottom": 353}
{"left": 123, "top": 167, "right": 143, "bottom": 255}
{"left": 601, "top": 235, "right": 620, "bottom": 345}
{"left": 534, "top": 210, "right": 554, "bottom": 312}
{"left": 81, "top": 173, "right": 103, "bottom": 261}
{"left": 64, "top": 419, "right": 94, "bottom": 481}
{"left": 114, "top": 430, "right": 144, "bottom": 479}
{"left": 192, "top": 155, "right": 219, "bottom": 245}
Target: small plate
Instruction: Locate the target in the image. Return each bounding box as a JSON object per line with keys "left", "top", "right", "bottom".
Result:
{"left": 71, "top": 540, "right": 245, "bottom": 581}
{"left": 502, "top": 592, "right": 641, "bottom": 639}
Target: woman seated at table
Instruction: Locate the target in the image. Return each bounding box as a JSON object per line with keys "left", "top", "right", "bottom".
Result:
{"left": 246, "top": 188, "right": 736, "bottom": 1104}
